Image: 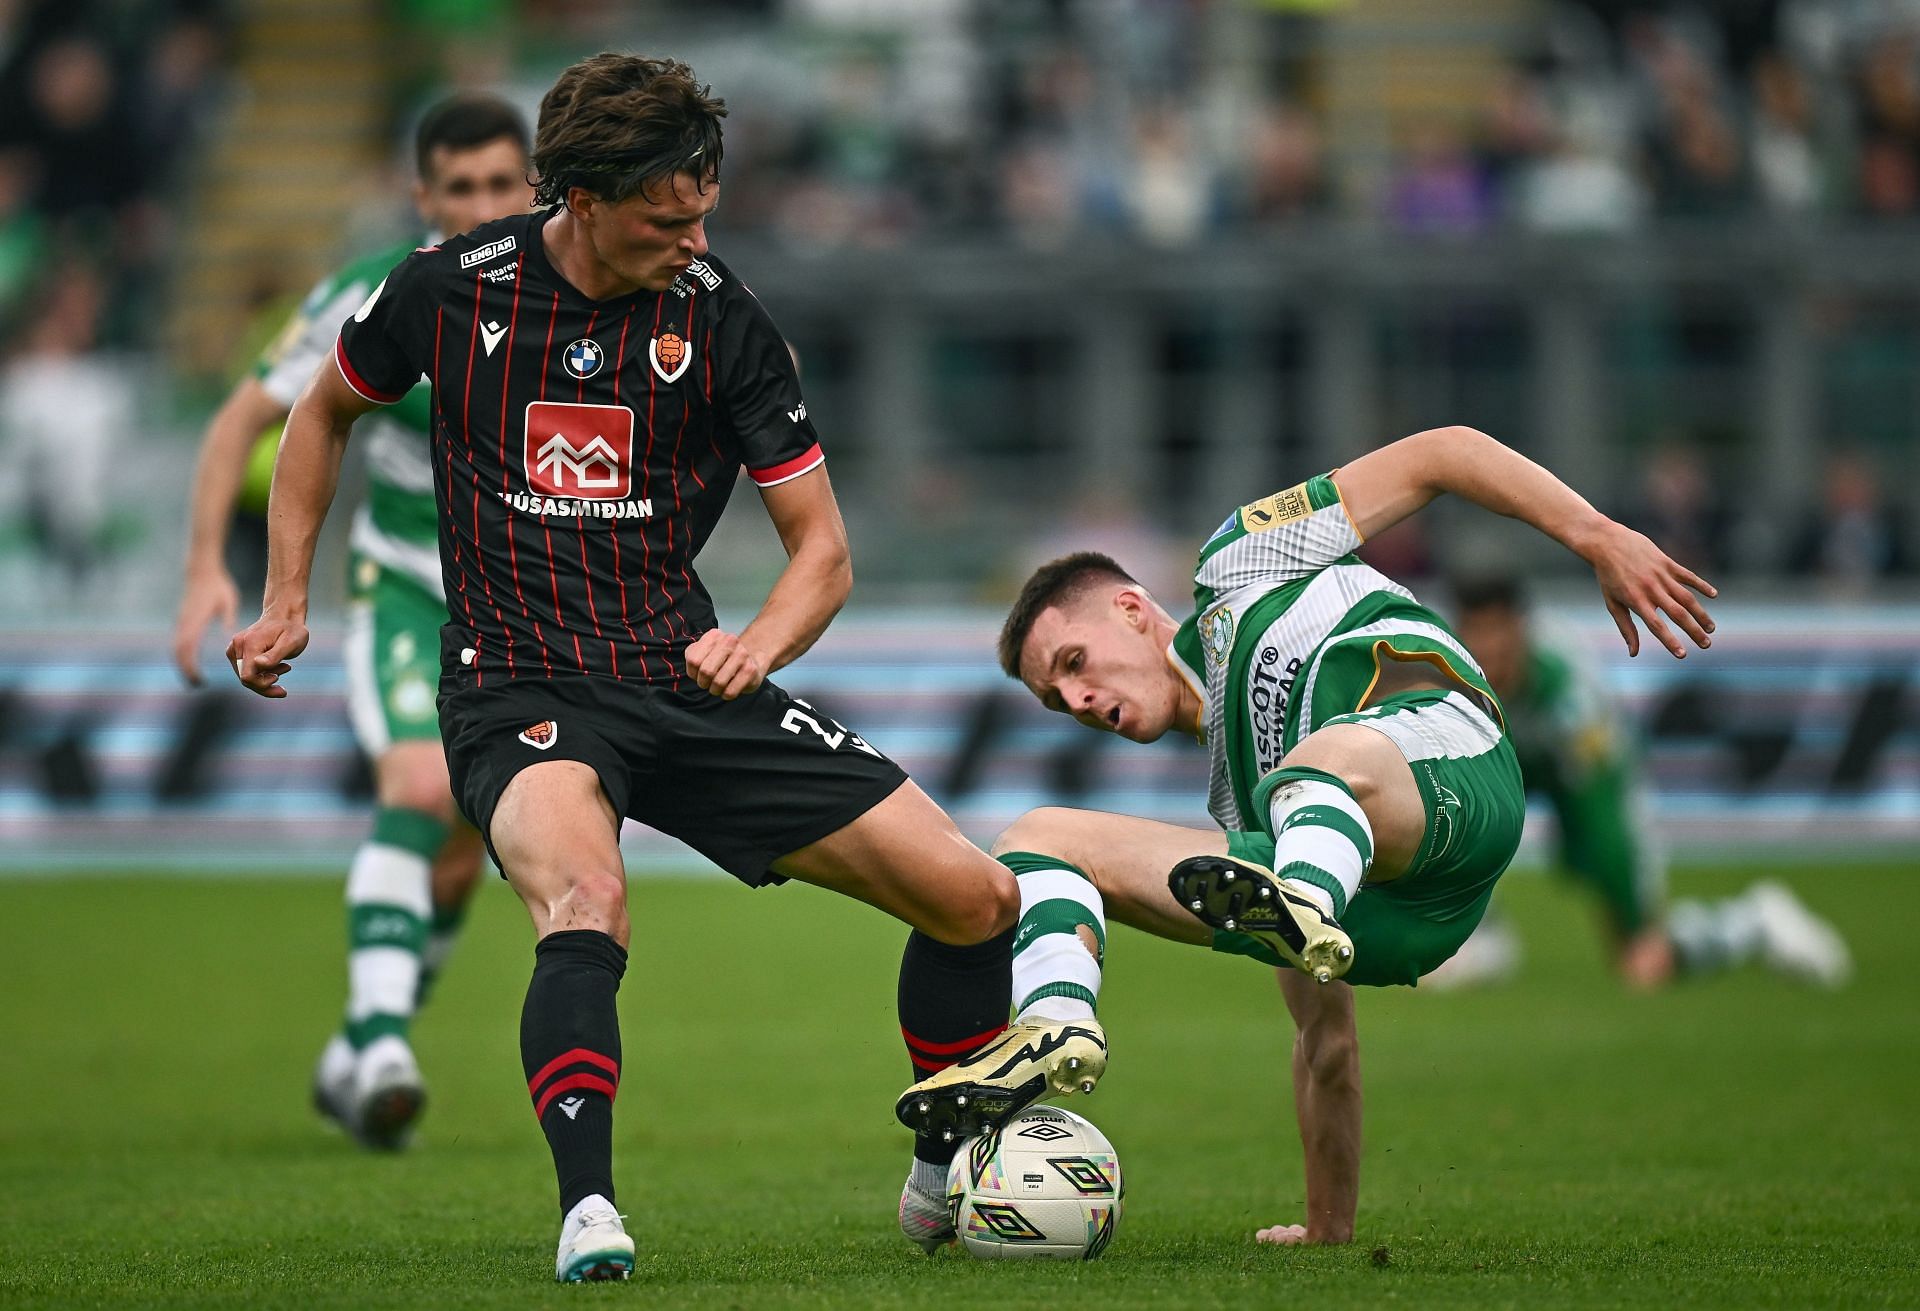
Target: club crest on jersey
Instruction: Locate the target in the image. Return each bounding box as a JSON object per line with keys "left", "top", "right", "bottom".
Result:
{"left": 522, "top": 401, "right": 636, "bottom": 503}
{"left": 649, "top": 331, "right": 692, "bottom": 383}
{"left": 563, "top": 338, "right": 603, "bottom": 379}
{"left": 1199, "top": 606, "right": 1235, "bottom": 668}
{"left": 518, "top": 721, "right": 558, "bottom": 750}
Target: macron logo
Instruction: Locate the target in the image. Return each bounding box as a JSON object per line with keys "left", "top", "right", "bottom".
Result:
{"left": 480, "top": 320, "right": 506, "bottom": 356}
{"left": 460, "top": 235, "right": 517, "bottom": 268}
{"left": 557, "top": 1095, "right": 586, "bottom": 1120}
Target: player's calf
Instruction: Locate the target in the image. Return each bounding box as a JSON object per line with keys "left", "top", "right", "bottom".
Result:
{"left": 897, "top": 853, "right": 1109, "bottom": 1147}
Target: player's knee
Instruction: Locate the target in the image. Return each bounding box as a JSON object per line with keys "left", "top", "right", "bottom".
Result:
{"left": 1297, "top": 1024, "right": 1359, "bottom": 1088}
{"left": 551, "top": 869, "right": 629, "bottom": 936}
{"left": 990, "top": 807, "right": 1077, "bottom": 860}
{"left": 432, "top": 849, "right": 486, "bottom": 906}
{"left": 928, "top": 865, "right": 1020, "bottom": 945}
{"left": 1282, "top": 730, "right": 1392, "bottom": 804}
{"left": 377, "top": 770, "right": 458, "bottom": 824}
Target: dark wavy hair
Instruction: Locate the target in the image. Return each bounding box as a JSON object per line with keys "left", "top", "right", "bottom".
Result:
{"left": 530, "top": 53, "right": 727, "bottom": 208}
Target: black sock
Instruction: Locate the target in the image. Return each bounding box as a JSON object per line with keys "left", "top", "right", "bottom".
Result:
{"left": 522, "top": 929, "right": 627, "bottom": 1215}
{"left": 897, "top": 927, "right": 1013, "bottom": 1166}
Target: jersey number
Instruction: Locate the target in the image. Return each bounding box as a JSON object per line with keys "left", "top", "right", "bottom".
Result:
{"left": 781, "top": 701, "right": 880, "bottom": 757}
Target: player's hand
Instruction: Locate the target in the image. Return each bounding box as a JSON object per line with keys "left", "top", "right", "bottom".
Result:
{"left": 226, "top": 614, "right": 309, "bottom": 699}
{"left": 1584, "top": 521, "right": 1717, "bottom": 659}
{"left": 1255, "top": 1222, "right": 1351, "bottom": 1245}
{"left": 686, "top": 628, "right": 766, "bottom": 700}
{"left": 172, "top": 565, "right": 240, "bottom": 687}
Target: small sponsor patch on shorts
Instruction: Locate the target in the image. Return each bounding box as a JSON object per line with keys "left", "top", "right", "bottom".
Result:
{"left": 518, "top": 721, "right": 558, "bottom": 750}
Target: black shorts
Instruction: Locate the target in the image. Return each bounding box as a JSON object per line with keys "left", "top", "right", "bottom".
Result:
{"left": 438, "top": 673, "right": 908, "bottom": 887}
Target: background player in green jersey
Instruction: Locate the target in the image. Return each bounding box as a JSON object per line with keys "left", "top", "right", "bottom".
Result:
{"left": 1434, "top": 574, "right": 1850, "bottom": 990}
{"left": 978, "top": 424, "right": 1713, "bottom": 1247}
{"left": 172, "top": 95, "right": 533, "bottom": 1147}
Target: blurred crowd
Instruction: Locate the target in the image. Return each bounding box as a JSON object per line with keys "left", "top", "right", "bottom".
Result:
{"left": 0, "top": 0, "right": 230, "bottom": 336}
{"left": 0, "top": 0, "right": 230, "bottom": 596}
{"left": 1399, "top": 0, "right": 1920, "bottom": 235}
{"left": 693, "top": 0, "right": 1920, "bottom": 246}
{"left": 0, "top": 0, "right": 1917, "bottom": 611}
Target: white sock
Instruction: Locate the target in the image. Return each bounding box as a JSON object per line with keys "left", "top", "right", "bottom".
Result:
{"left": 1264, "top": 775, "right": 1373, "bottom": 918}
{"left": 344, "top": 840, "right": 432, "bottom": 1047}
{"left": 909, "top": 1157, "right": 947, "bottom": 1195}
{"left": 1005, "top": 856, "right": 1105, "bottom": 1023}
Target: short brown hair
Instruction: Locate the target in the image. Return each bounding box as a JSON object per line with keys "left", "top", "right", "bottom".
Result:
{"left": 531, "top": 53, "right": 727, "bottom": 208}
{"left": 1451, "top": 572, "right": 1527, "bottom": 618}
{"left": 997, "top": 552, "right": 1138, "bottom": 678}
{"left": 415, "top": 94, "right": 531, "bottom": 179}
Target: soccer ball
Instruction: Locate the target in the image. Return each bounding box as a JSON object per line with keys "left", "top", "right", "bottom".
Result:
{"left": 945, "top": 1106, "right": 1123, "bottom": 1260}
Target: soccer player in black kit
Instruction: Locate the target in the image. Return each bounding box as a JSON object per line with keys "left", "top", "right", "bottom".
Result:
{"left": 229, "top": 53, "right": 1106, "bottom": 1280}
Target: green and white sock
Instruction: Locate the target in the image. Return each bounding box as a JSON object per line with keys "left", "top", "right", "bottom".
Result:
{"left": 415, "top": 898, "right": 469, "bottom": 1008}
{"left": 1255, "top": 766, "right": 1374, "bottom": 918}
{"left": 1001, "top": 852, "right": 1105, "bottom": 1023}
{"left": 342, "top": 807, "right": 445, "bottom": 1050}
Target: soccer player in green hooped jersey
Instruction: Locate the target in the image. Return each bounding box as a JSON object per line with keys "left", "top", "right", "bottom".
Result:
{"left": 171, "top": 94, "right": 534, "bottom": 1148}
{"left": 974, "top": 425, "right": 1717, "bottom": 1248}
{"left": 1437, "top": 574, "right": 1850, "bottom": 990}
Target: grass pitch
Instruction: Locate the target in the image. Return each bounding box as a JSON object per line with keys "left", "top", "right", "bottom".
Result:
{"left": 0, "top": 864, "right": 1914, "bottom": 1309}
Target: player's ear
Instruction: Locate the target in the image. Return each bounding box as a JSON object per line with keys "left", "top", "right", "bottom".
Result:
{"left": 564, "top": 185, "right": 597, "bottom": 221}
{"left": 410, "top": 176, "right": 431, "bottom": 222}
{"left": 1114, "top": 586, "right": 1149, "bottom": 630}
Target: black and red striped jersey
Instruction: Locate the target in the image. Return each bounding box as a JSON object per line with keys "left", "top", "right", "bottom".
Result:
{"left": 334, "top": 210, "right": 823, "bottom": 688}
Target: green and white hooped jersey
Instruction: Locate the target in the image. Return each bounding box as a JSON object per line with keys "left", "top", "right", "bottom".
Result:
{"left": 1169, "top": 474, "right": 1502, "bottom": 832}
{"left": 1506, "top": 629, "right": 1630, "bottom": 790}
{"left": 256, "top": 235, "right": 442, "bottom": 600}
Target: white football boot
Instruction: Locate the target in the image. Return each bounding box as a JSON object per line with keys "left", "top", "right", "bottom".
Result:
{"left": 898, "top": 1178, "right": 956, "bottom": 1255}
{"left": 1748, "top": 881, "right": 1853, "bottom": 988}
{"left": 555, "top": 1193, "right": 634, "bottom": 1282}
{"left": 310, "top": 1033, "right": 357, "bottom": 1132}
{"left": 351, "top": 1034, "right": 427, "bottom": 1150}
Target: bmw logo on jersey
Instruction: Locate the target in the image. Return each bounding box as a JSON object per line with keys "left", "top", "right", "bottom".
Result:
{"left": 563, "top": 338, "right": 603, "bottom": 379}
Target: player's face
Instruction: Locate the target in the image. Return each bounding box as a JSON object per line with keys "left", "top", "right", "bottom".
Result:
{"left": 582, "top": 171, "right": 720, "bottom": 293}
{"left": 1456, "top": 606, "right": 1527, "bottom": 695}
{"left": 1019, "top": 592, "right": 1182, "bottom": 743}
{"left": 416, "top": 137, "right": 534, "bottom": 237}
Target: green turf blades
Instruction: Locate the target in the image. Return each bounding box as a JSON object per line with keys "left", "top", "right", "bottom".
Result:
{"left": 0, "top": 869, "right": 1909, "bottom": 1308}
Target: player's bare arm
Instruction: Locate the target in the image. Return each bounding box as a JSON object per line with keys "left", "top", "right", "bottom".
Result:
{"left": 1258, "top": 970, "right": 1360, "bottom": 1245}
{"left": 686, "top": 465, "right": 852, "bottom": 700}
{"left": 1331, "top": 426, "right": 1717, "bottom": 658}
{"left": 173, "top": 377, "right": 292, "bottom": 685}
{"left": 227, "top": 360, "right": 378, "bottom": 698}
